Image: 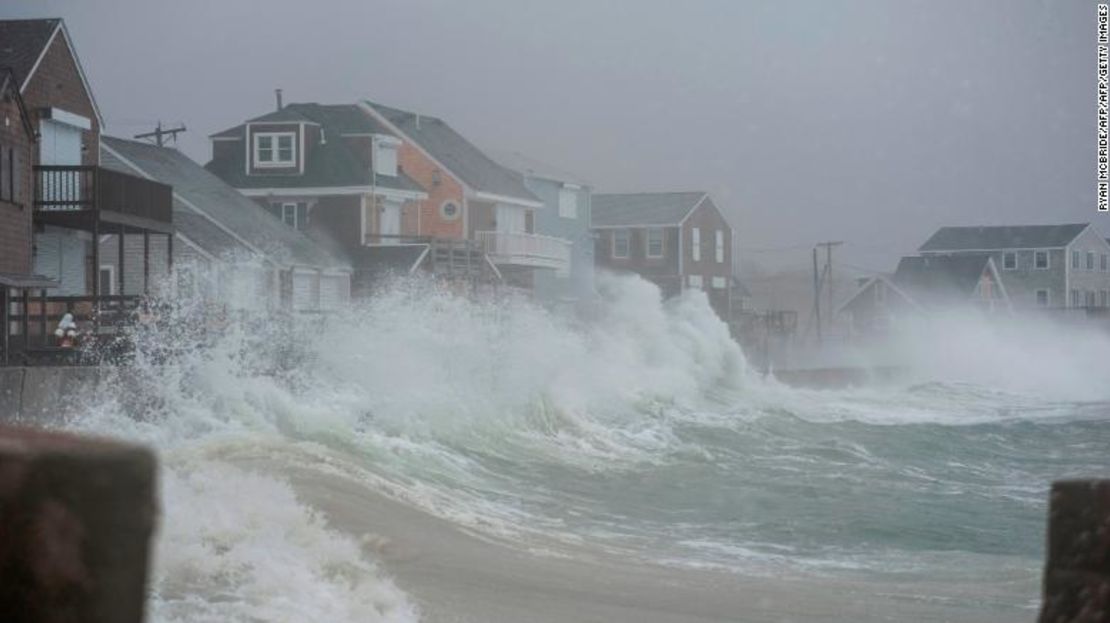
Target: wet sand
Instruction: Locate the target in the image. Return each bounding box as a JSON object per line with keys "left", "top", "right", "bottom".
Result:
{"left": 284, "top": 466, "right": 1034, "bottom": 623}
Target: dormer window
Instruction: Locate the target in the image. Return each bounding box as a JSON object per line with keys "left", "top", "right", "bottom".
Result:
{"left": 254, "top": 132, "right": 295, "bottom": 167}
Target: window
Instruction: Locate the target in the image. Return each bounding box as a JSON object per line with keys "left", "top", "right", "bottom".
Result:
{"left": 254, "top": 132, "right": 296, "bottom": 167}
{"left": 715, "top": 230, "right": 725, "bottom": 263}
{"left": 612, "top": 230, "right": 630, "bottom": 258}
{"left": 0, "top": 144, "right": 16, "bottom": 204}
{"left": 1072, "top": 250, "right": 1080, "bottom": 270}
{"left": 271, "top": 202, "right": 307, "bottom": 230}
{"left": 1035, "top": 289, "right": 1049, "bottom": 307}
{"left": 1035, "top": 251, "right": 1049, "bottom": 269}
{"left": 688, "top": 275, "right": 703, "bottom": 289}
{"left": 440, "top": 201, "right": 460, "bottom": 221}
{"left": 646, "top": 228, "right": 664, "bottom": 258}
{"left": 1087, "top": 251, "right": 1096, "bottom": 271}
{"left": 1102, "top": 290, "right": 1109, "bottom": 307}
{"left": 1102, "top": 254, "right": 1108, "bottom": 271}
{"left": 1087, "top": 290, "right": 1097, "bottom": 308}
{"left": 98, "top": 266, "right": 115, "bottom": 295}
{"left": 711, "top": 276, "right": 727, "bottom": 289}
{"left": 1002, "top": 251, "right": 1017, "bottom": 270}
{"left": 558, "top": 186, "right": 578, "bottom": 219}
{"left": 1071, "top": 288, "right": 1080, "bottom": 307}
{"left": 691, "top": 227, "right": 701, "bottom": 261}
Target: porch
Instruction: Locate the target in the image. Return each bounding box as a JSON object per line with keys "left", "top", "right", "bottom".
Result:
{"left": 34, "top": 164, "right": 174, "bottom": 298}
{"left": 475, "top": 230, "right": 571, "bottom": 272}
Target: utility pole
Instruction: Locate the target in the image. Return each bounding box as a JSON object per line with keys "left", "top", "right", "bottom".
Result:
{"left": 134, "top": 121, "right": 186, "bottom": 147}
{"left": 812, "top": 247, "right": 822, "bottom": 346}
{"left": 811, "top": 241, "right": 843, "bottom": 346}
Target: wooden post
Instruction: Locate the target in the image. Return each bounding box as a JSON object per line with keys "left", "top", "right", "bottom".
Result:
{"left": 21, "top": 289, "right": 29, "bottom": 355}
{"left": 143, "top": 231, "right": 149, "bottom": 296}
{"left": 118, "top": 224, "right": 125, "bottom": 297}
{"left": 38, "top": 289, "right": 46, "bottom": 348}
{"left": 0, "top": 427, "right": 157, "bottom": 623}
{"left": 1038, "top": 480, "right": 1110, "bottom": 622}
{"left": 1, "top": 287, "right": 8, "bottom": 366}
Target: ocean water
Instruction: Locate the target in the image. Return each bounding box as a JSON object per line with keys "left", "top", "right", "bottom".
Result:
{"left": 65, "top": 273, "right": 1110, "bottom": 621}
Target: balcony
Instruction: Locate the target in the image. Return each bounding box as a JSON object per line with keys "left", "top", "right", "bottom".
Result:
{"left": 34, "top": 165, "right": 173, "bottom": 233}
{"left": 476, "top": 230, "right": 571, "bottom": 271}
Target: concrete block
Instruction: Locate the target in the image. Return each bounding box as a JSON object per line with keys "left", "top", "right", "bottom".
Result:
{"left": 0, "top": 426, "right": 157, "bottom": 623}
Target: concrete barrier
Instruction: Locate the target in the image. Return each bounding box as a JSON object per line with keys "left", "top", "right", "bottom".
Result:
{"left": 1039, "top": 480, "right": 1110, "bottom": 622}
{"left": 0, "top": 426, "right": 157, "bottom": 623}
{"left": 0, "top": 368, "right": 25, "bottom": 420}
{"left": 19, "top": 367, "right": 105, "bottom": 427}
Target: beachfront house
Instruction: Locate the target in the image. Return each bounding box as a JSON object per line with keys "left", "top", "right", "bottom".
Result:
{"left": 361, "top": 101, "right": 568, "bottom": 292}
{"left": 0, "top": 18, "right": 174, "bottom": 361}
{"left": 102, "top": 137, "right": 352, "bottom": 311}
{"left": 488, "top": 149, "right": 593, "bottom": 303}
{"left": 839, "top": 253, "right": 1011, "bottom": 337}
{"left": 918, "top": 224, "right": 1110, "bottom": 310}
{"left": 591, "top": 191, "right": 734, "bottom": 320}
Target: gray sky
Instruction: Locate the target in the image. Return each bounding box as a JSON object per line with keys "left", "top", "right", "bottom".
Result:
{"left": 3, "top": 0, "right": 1100, "bottom": 273}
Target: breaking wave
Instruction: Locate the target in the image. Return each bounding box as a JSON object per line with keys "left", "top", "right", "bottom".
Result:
{"left": 58, "top": 271, "right": 1110, "bottom": 620}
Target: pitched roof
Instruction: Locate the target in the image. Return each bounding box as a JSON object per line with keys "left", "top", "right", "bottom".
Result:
{"left": 919, "top": 224, "right": 1089, "bottom": 251}
{"left": 0, "top": 19, "right": 60, "bottom": 87}
{"left": 364, "top": 100, "right": 539, "bottom": 204}
{"left": 591, "top": 192, "right": 708, "bottom": 227}
{"left": 892, "top": 254, "right": 994, "bottom": 307}
{"left": 206, "top": 103, "right": 422, "bottom": 194}
{"left": 485, "top": 148, "right": 589, "bottom": 186}
{"left": 101, "top": 136, "right": 350, "bottom": 272}
{"left": 0, "top": 18, "right": 102, "bottom": 126}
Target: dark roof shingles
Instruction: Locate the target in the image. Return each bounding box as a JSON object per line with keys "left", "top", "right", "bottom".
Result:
{"left": 102, "top": 136, "right": 349, "bottom": 270}
{"left": 0, "top": 19, "right": 59, "bottom": 87}
{"left": 591, "top": 192, "right": 708, "bottom": 227}
{"left": 365, "top": 101, "right": 538, "bottom": 203}
{"left": 919, "top": 224, "right": 1089, "bottom": 251}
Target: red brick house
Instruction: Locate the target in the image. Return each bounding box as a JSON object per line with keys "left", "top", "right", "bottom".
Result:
{"left": 0, "top": 18, "right": 173, "bottom": 362}
{"left": 591, "top": 191, "right": 734, "bottom": 319}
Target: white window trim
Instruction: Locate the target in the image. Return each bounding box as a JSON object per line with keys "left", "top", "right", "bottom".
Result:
{"left": 1087, "top": 251, "right": 1096, "bottom": 271}
{"left": 612, "top": 230, "right": 630, "bottom": 259}
{"left": 1002, "top": 251, "right": 1017, "bottom": 271}
{"left": 1035, "top": 288, "right": 1050, "bottom": 307}
{"left": 645, "top": 228, "right": 664, "bottom": 258}
{"left": 254, "top": 131, "right": 297, "bottom": 168}
{"left": 280, "top": 202, "right": 300, "bottom": 228}
{"left": 1034, "top": 250, "right": 1050, "bottom": 270}
{"left": 691, "top": 227, "right": 701, "bottom": 261}
{"left": 711, "top": 276, "right": 727, "bottom": 289}
{"left": 1072, "top": 249, "right": 1081, "bottom": 270}
{"left": 439, "top": 200, "right": 461, "bottom": 221}
{"left": 688, "top": 275, "right": 703, "bottom": 289}
{"left": 715, "top": 230, "right": 724, "bottom": 263}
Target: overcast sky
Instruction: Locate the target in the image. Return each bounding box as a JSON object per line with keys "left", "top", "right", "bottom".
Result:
{"left": 3, "top": 0, "right": 1100, "bottom": 273}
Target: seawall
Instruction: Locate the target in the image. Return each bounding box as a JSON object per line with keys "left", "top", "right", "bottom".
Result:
{"left": 0, "top": 366, "right": 146, "bottom": 426}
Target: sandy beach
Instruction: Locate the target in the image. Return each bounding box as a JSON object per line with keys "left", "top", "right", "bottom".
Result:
{"left": 283, "top": 465, "right": 1034, "bottom": 623}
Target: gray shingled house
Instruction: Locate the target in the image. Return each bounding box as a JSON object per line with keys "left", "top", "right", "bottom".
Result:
{"left": 101, "top": 136, "right": 352, "bottom": 311}
{"left": 838, "top": 253, "right": 1011, "bottom": 336}
{"left": 918, "top": 224, "right": 1110, "bottom": 309}
{"left": 591, "top": 192, "right": 734, "bottom": 320}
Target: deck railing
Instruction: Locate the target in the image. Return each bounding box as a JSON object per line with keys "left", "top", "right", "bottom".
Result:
{"left": 475, "top": 230, "right": 571, "bottom": 270}
{"left": 34, "top": 165, "right": 173, "bottom": 223}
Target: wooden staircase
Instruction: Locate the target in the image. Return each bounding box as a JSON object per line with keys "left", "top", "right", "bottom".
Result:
{"left": 427, "top": 238, "right": 499, "bottom": 283}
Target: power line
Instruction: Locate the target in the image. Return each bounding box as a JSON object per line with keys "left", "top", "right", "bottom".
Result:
{"left": 134, "top": 121, "right": 186, "bottom": 147}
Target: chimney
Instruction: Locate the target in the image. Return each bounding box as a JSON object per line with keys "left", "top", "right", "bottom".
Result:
{"left": 275, "top": 88, "right": 283, "bottom": 111}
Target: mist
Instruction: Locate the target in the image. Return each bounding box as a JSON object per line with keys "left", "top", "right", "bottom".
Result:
{"left": 1, "top": 0, "right": 1094, "bottom": 271}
